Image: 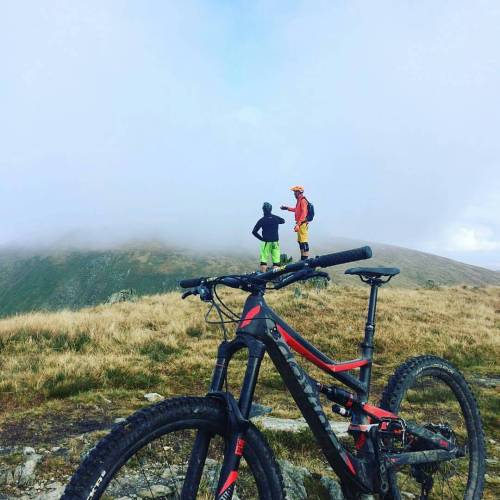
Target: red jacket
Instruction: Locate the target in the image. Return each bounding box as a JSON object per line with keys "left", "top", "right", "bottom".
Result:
{"left": 287, "top": 195, "right": 308, "bottom": 224}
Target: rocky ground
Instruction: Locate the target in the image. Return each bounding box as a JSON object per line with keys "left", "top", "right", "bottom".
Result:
{"left": 1, "top": 386, "right": 498, "bottom": 499}
{"left": 0, "top": 400, "right": 349, "bottom": 499}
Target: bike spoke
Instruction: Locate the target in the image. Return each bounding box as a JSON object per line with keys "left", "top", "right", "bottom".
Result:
{"left": 86, "top": 427, "right": 259, "bottom": 499}
{"left": 160, "top": 444, "right": 181, "bottom": 500}
{"left": 440, "top": 469, "right": 444, "bottom": 499}
{"left": 391, "top": 374, "right": 473, "bottom": 499}
{"left": 138, "top": 454, "right": 156, "bottom": 498}
{"left": 211, "top": 461, "right": 222, "bottom": 496}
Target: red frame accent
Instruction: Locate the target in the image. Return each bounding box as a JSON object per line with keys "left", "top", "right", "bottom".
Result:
{"left": 240, "top": 305, "right": 261, "bottom": 328}
{"left": 277, "top": 325, "right": 369, "bottom": 374}
{"left": 343, "top": 453, "right": 356, "bottom": 475}
{"left": 235, "top": 438, "right": 245, "bottom": 456}
{"left": 362, "top": 403, "right": 398, "bottom": 420}
{"left": 355, "top": 433, "right": 367, "bottom": 450}
{"left": 439, "top": 439, "right": 450, "bottom": 449}
{"left": 333, "top": 359, "right": 370, "bottom": 372}
{"left": 219, "top": 471, "right": 238, "bottom": 495}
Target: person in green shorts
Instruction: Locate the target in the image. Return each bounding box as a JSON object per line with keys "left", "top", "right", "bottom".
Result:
{"left": 252, "top": 202, "right": 285, "bottom": 272}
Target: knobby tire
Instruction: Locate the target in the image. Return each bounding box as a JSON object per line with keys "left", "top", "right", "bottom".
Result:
{"left": 62, "top": 396, "right": 285, "bottom": 500}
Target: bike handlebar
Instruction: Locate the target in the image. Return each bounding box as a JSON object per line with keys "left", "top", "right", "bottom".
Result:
{"left": 312, "top": 245, "right": 372, "bottom": 268}
{"left": 179, "top": 276, "right": 242, "bottom": 289}
{"left": 179, "top": 277, "right": 205, "bottom": 289}
{"left": 258, "top": 245, "right": 372, "bottom": 280}
{"left": 218, "top": 277, "right": 242, "bottom": 289}
{"left": 273, "top": 269, "right": 329, "bottom": 290}
{"left": 179, "top": 246, "right": 372, "bottom": 290}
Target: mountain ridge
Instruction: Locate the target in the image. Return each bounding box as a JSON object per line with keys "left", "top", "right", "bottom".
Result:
{"left": 0, "top": 239, "right": 498, "bottom": 318}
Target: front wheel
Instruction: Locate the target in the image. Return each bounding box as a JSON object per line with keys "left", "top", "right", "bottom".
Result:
{"left": 380, "top": 355, "right": 486, "bottom": 499}
{"left": 62, "top": 396, "right": 285, "bottom": 499}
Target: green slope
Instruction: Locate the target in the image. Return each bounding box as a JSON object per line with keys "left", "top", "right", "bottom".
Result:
{"left": 317, "top": 239, "right": 500, "bottom": 288}
{"left": 0, "top": 241, "right": 498, "bottom": 318}
{"left": 0, "top": 248, "right": 254, "bottom": 318}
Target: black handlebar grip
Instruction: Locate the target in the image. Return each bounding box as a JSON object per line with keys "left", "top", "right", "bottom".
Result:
{"left": 274, "top": 269, "right": 312, "bottom": 289}
{"left": 179, "top": 277, "right": 204, "bottom": 289}
{"left": 313, "top": 246, "right": 372, "bottom": 268}
{"left": 219, "top": 277, "right": 241, "bottom": 289}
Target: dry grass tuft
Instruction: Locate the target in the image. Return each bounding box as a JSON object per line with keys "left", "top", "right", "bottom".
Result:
{"left": 0, "top": 284, "right": 498, "bottom": 496}
{"left": 0, "top": 285, "right": 498, "bottom": 403}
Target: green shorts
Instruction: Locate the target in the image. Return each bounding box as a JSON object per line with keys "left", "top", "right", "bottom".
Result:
{"left": 260, "top": 241, "right": 281, "bottom": 265}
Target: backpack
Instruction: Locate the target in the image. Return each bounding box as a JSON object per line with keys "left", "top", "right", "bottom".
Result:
{"left": 304, "top": 198, "right": 315, "bottom": 222}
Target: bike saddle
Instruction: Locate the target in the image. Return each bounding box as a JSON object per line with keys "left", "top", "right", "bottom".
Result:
{"left": 345, "top": 267, "right": 400, "bottom": 279}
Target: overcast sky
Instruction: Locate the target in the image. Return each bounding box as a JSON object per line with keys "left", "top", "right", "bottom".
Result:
{"left": 1, "top": 1, "right": 499, "bottom": 268}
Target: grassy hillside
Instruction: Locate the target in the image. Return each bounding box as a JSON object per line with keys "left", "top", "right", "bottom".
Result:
{"left": 0, "top": 284, "right": 498, "bottom": 496}
{"left": 0, "top": 240, "right": 499, "bottom": 319}
{"left": 317, "top": 239, "right": 500, "bottom": 288}
{"left": 0, "top": 247, "right": 254, "bottom": 318}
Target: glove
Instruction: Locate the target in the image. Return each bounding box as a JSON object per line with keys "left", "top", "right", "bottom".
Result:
{"left": 294, "top": 224, "right": 299, "bottom": 232}
{"left": 280, "top": 205, "right": 288, "bottom": 210}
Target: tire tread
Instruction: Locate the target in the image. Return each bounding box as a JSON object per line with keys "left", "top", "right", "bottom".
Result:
{"left": 379, "top": 355, "right": 486, "bottom": 500}
{"left": 63, "top": 396, "right": 285, "bottom": 499}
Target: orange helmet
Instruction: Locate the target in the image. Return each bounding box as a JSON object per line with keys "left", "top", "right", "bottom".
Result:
{"left": 290, "top": 185, "right": 304, "bottom": 193}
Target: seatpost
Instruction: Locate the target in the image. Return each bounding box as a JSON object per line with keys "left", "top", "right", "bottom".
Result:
{"left": 359, "top": 280, "right": 380, "bottom": 402}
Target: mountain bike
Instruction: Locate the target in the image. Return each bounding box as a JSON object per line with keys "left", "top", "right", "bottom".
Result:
{"left": 63, "top": 246, "right": 485, "bottom": 499}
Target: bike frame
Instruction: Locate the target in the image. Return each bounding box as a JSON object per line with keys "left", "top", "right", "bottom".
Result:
{"left": 185, "top": 282, "right": 463, "bottom": 499}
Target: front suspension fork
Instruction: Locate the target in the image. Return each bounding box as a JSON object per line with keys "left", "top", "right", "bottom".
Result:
{"left": 183, "top": 337, "right": 266, "bottom": 500}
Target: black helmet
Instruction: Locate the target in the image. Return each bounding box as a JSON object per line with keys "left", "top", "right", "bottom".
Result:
{"left": 262, "top": 202, "right": 272, "bottom": 214}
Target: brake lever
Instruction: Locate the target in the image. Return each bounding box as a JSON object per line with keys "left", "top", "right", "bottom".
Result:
{"left": 181, "top": 290, "right": 198, "bottom": 300}
{"left": 198, "top": 284, "right": 214, "bottom": 302}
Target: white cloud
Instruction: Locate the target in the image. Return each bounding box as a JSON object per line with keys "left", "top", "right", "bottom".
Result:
{"left": 1, "top": 0, "right": 499, "bottom": 271}
{"left": 445, "top": 226, "right": 500, "bottom": 252}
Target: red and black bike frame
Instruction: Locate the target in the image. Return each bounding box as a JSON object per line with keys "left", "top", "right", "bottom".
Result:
{"left": 188, "top": 283, "right": 463, "bottom": 499}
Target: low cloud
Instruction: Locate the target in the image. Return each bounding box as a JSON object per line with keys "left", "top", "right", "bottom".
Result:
{"left": 446, "top": 226, "right": 500, "bottom": 252}
{"left": 0, "top": 1, "right": 499, "bottom": 269}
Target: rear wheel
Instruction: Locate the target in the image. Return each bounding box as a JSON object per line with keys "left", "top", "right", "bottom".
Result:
{"left": 380, "top": 356, "right": 485, "bottom": 499}
{"left": 62, "top": 396, "right": 285, "bottom": 499}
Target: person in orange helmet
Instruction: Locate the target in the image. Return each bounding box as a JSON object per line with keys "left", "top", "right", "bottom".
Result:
{"left": 281, "top": 186, "right": 310, "bottom": 260}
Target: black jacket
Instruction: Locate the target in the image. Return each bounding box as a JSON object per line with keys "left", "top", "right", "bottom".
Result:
{"left": 252, "top": 214, "right": 285, "bottom": 242}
